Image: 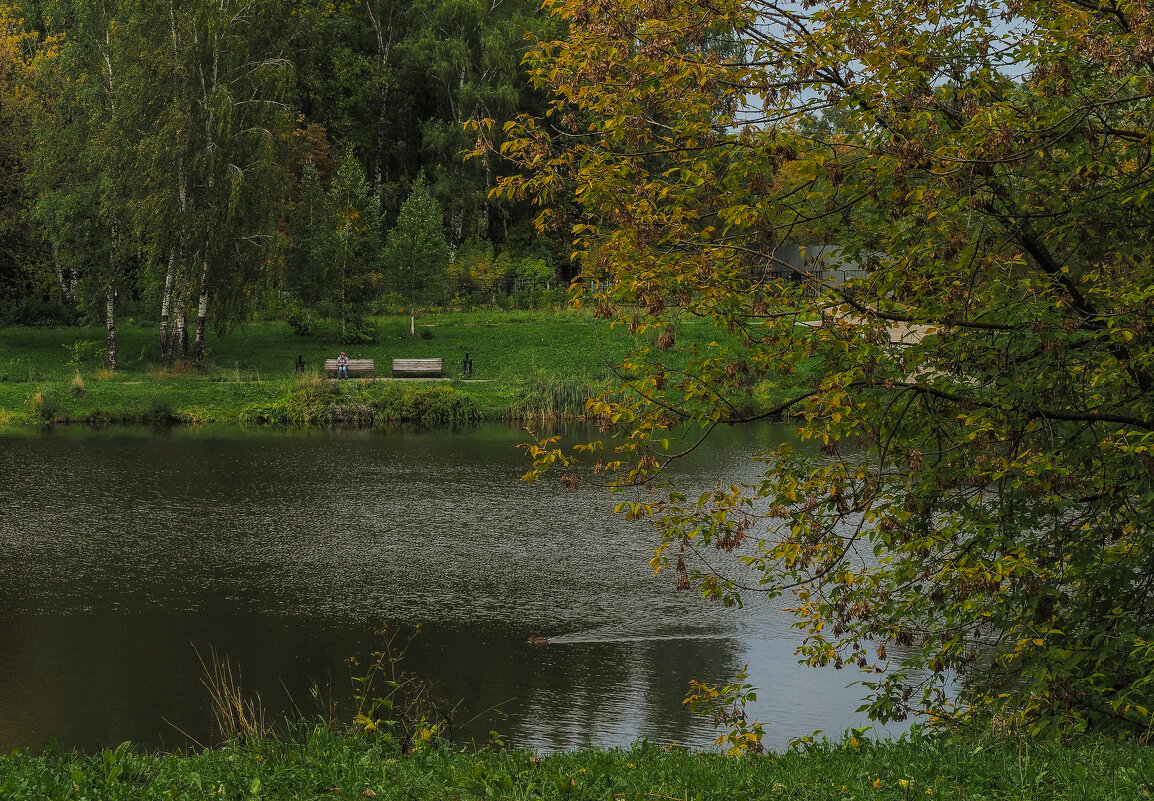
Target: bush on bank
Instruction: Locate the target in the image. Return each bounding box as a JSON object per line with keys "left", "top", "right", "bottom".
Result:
{"left": 238, "top": 381, "right": 481, "bottom": 426}
{"left": 1, "top": 730, "right": 1151, "bottom": 801}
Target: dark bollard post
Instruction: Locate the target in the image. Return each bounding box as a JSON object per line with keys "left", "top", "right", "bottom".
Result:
{"left": 295, "top": 354, "right": 305, "bottom": 373}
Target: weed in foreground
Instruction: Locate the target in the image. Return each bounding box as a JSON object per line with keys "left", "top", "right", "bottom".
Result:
{"left": 348, "top": 624, "right": 459, "bottom": 753}
{"left": 195, "top": 645, "right": 268, "bottom": 746}
{"left": 684, "top": 663, "right": 766, "bottom": 755}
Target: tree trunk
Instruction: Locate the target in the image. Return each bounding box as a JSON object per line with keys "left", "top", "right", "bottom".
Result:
{"left": 105, "top": 216, "right": 119, "bottom": 370}
{"left": 164, "top": 3, "right": 184, "bottom": 367}
{"left": 53, "top": 245, "right": 78, "bottom": 305}
{"left": 192, "top": 254, "right": 209, "bottom": 362}
{"left": 173, "top": 309, "right": 187, "bottom": 363}
{"left": 364, "top": 1, "right": 394, "bottom": 192}
{"left": 449, "top": 205, "right": 464, "bottom": 263}
{"left": 159, "top": 249, "right": 176, "bottom": 363}
{"left": 193, "top": 288, "right": 208, "bottom": 363}
{"left": 105, "top": 285, "right": 118, "bottom": 371}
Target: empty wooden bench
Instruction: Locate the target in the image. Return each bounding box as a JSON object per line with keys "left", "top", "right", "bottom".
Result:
{"left": 392, "top": 358, "right": 443, "bottom": 378}
{"left": 323, "top": 358, "right": 375, "bottom": 377}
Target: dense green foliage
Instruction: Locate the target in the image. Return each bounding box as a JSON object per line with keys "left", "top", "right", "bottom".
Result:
{"left": 0, "top": 0, "right": 564, "bottom": 359}
{"left": 1, "top": 730, "right": 1152, "bottom": 801}
{"left": 495, "top": 0, "right": 1154, "bottom": 736}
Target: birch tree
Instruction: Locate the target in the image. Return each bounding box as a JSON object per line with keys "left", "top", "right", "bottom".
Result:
{"left": 26, "top": 0, "right": 133, "bottom": 369}
{"left": 128, "top": 0, "right": 292, "bottom": 363}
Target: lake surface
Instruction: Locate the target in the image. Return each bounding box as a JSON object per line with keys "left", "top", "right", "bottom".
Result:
{"left": 0, "top": 422, "right": 905, "bottom": 752}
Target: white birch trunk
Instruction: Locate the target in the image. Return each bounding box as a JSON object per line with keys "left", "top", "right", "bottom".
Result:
{"left": 449, "top": 207, "right": 464, "bottom": 263}
{"left": 159, "top": 249, "right": 176, "bottom": 363}
{"left": 105, "top": 285, "right": 118, "bottom": 371}
{"left": 365, "top": 1, "right": 393, "bottom": 191}
{"left": 174, "top": 308, "right": 187, "bottom": 363}
{"left": 193, "top": 253, "right": 210, "bottom": 361}
{"left": 53, "top": 245, "right": 78, "bottom": 305}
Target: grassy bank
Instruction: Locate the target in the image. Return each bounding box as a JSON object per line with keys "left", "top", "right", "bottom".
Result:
{"left": 0, "top": 310, "right": 806, "bottom": 427}
{"left": 0, "top": 311, "right": 636, "bottom": 426}
{"left": 1, "top": 730, "right": 1151, "bottom": 800}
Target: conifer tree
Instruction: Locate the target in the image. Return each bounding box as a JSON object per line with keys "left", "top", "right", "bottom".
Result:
{"left": 383, "top": 177, "right": 449, "bottom": 335}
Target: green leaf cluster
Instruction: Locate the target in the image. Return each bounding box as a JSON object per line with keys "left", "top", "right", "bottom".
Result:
{"left": 501, "top": 0, "right": 1154, "bottom": 735}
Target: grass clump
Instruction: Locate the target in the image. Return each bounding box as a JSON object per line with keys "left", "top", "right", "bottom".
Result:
{"left": 29, "top": 389, "right": 66, "bottom": 423}
{"left": 197, "top": 647, "right": 269, "bottom": 746}
{"left": 239, "top": 383, "right": 342, "bottom": 425}
{"left": 360, "top": 382, "right": 480, "bottom": 424}
{"left": 237, "top": 381, "right": 479, "bottom": 426}
{"left": 511, "top": 371, "right": 600, "bottom": 423}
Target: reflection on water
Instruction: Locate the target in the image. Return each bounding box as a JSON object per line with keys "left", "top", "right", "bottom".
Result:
{"left": 0, "top": 423, "right": 906, "bottom": 752}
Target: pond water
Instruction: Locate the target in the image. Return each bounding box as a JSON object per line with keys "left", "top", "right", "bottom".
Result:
{"left": 0, "top": 422, "right": 907, "bottom": 753}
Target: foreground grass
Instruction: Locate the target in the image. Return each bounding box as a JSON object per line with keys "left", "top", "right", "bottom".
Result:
{"left": 1, "top": 731, "right": 1151, "bottom": 801}
{"left": 0, "top": 310, "right": 802, "bottom": 426}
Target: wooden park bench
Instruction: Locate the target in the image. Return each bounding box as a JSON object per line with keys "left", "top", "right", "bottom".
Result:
{"left": 392, "top": 357, "right": 443, "bottom": 378}
{"left": 323, "top": 358, "right": 375, "bottom": 378}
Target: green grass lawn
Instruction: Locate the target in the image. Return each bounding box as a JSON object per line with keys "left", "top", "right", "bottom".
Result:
{"left": 0, "top": 310, "right": 627, "bottom": 381}
{"left": 0, "top": 311, "right": 639, "bottom": 425}
{"left": 1, "top": 729, "right": 1150, "bottom": 801}
{"left": 0, "top": 310, "right": 807, "bottom": 426}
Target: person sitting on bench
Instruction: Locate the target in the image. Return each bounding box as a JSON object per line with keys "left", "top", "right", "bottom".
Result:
{"left": 336, "top": 351, "right": 350, "bottom": 379}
